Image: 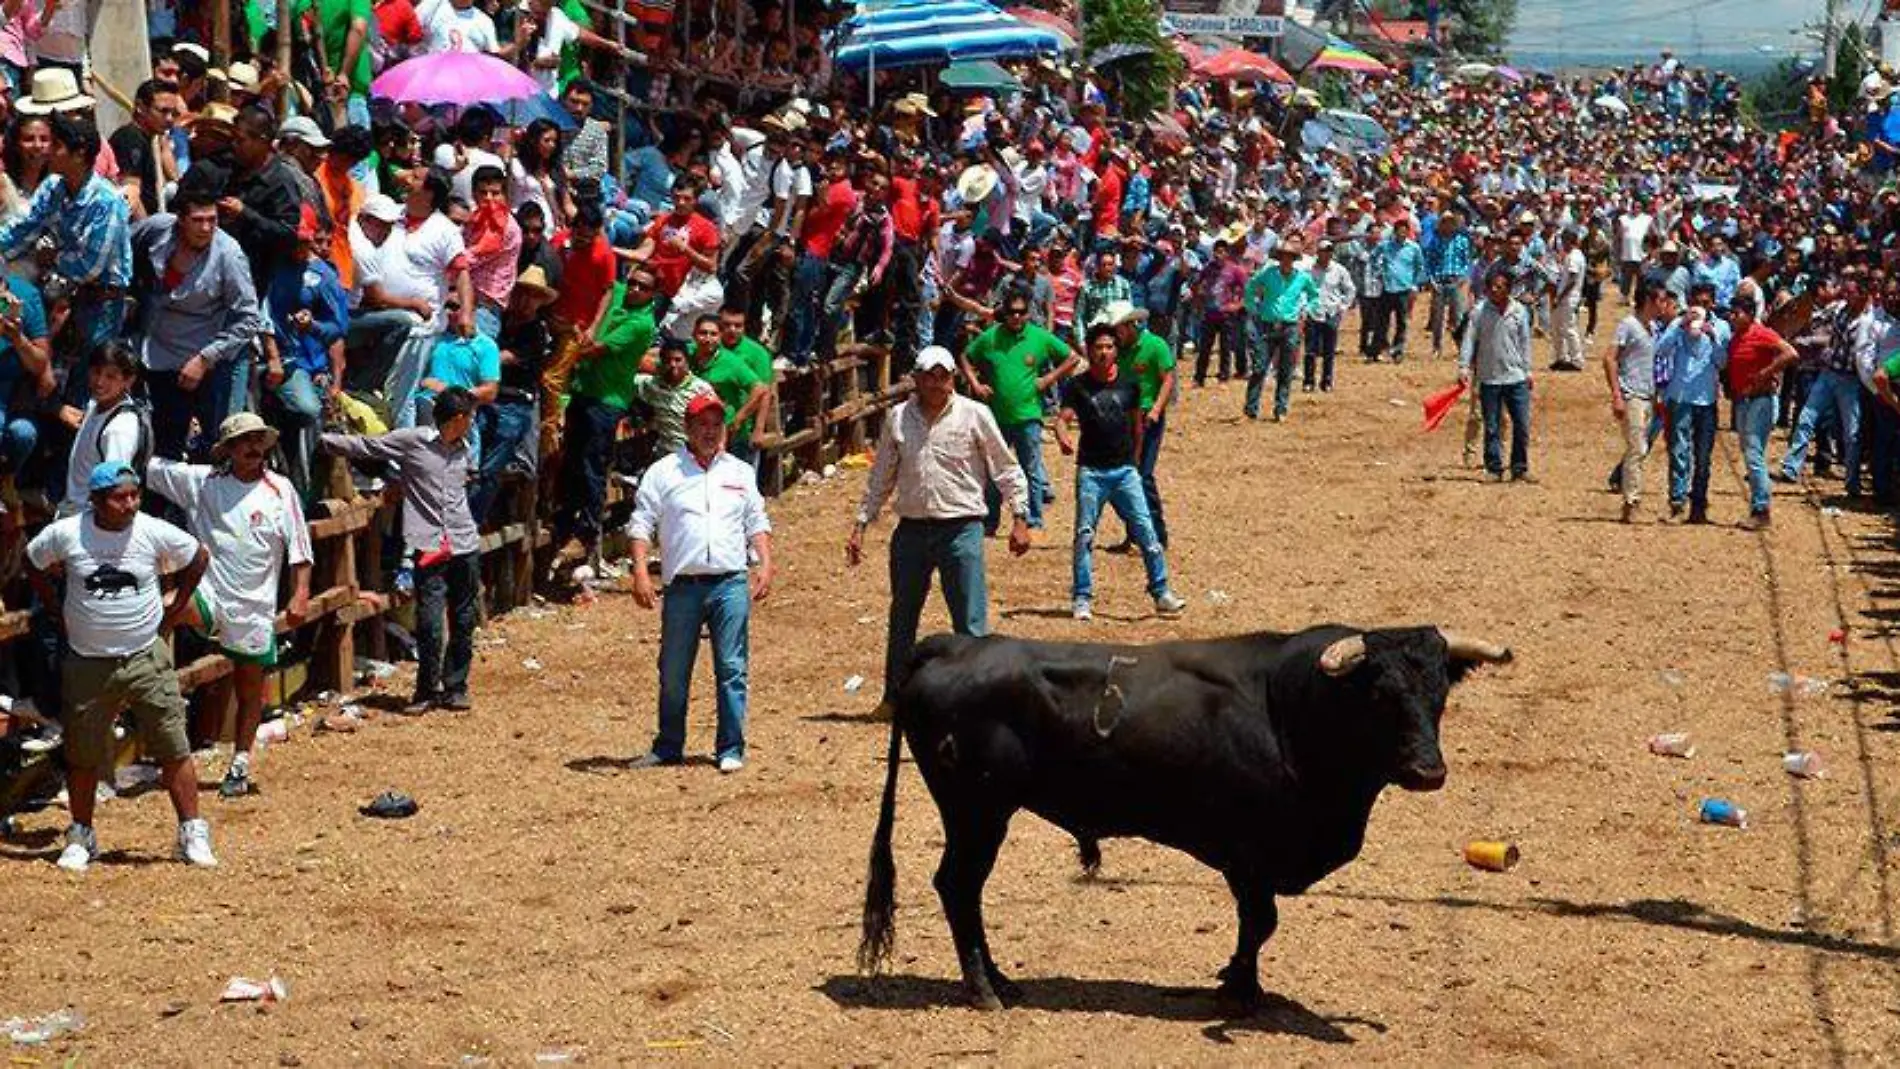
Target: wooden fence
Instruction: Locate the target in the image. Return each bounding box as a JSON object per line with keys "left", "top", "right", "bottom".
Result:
{"left": 0, "top": 345, "right": 909, "bottom": 768}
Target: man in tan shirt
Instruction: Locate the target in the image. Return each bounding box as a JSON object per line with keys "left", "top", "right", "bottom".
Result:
{"left": 848, "top": 346, "right": 1030, "bottom": 713}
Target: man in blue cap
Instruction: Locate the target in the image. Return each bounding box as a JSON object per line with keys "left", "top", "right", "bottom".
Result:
{"left": 25, "top": 461, "right": 215, "bottom": 873}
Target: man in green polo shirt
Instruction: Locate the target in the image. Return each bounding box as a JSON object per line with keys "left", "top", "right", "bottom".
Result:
{"left": 689, "top": 314, "right": 772, "bottom": 468}
{"left": 1101, "top": 300, "right": 1177, "bottom": 550}
{"left": 959, "top": 286, "right": 1079, "bottom": 532}
{"left": 552, "top": 267, "right": 657, "bottom": 575}
{"left": 295, "top": 0, "right": 373, "bottom": 125}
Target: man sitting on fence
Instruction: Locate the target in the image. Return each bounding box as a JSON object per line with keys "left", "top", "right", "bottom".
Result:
{"left": 321, "top": 387, "right": 482, "bottom": 715}
{"left": 27, "top": 461, "right": 216, "bottom": 872}
{"left": 147, "top": 414, "right": 313, "bottom": 799}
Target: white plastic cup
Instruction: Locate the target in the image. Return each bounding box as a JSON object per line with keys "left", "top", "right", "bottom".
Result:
{"left": 1648, "top": 732, "right": 1695, "bottom": 758}
{"left": 1783, "top": 751, "right": 1824, "bottom": 778}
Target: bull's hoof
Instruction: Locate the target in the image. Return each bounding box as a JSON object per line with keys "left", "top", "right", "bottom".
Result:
{"left": 1214, "top": 979, "right": 1265, "bottom": 1015}
{"left": 987, "top": 971, "right": 1023, "bottom": 1003}
{"left": 967, "top": 986, "right": 1006, "bottom": 1012}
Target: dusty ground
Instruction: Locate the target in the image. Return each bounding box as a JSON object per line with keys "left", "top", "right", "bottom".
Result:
{"left": 6, "top": 306, "right": 1900, "bottom": 1066}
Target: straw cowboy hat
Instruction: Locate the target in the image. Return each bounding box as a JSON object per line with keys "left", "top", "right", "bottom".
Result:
{"left": 186, "top": 101, "right": 241, "bottom": 140}
{"left": 513, "top": 265, "right": 558, "bottom": 304}
{"left": 893, "top": 92, "right": 936, "bottom": 117}
{"left": 956, "top": 164, "right": 999, "bottom": 204}
{"left": 225, "top": 62, "right": 262, "bottom": 94}
{"left": 211, "top": 412, "right": 279, "bottom": 460}
{"left": 17, "top": 68, "right": 93, "bottom": 114}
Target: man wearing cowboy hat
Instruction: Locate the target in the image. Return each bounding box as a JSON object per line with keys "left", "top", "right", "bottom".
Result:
{"left": 1244, "top": 236, "right": 1318, "bottom": 423}
{"left": 147, "top": 413, "right": 313, "bottom": 799}
{"left": 473, "top": 263, "right": 560, "bottom": 522}
{"left": 1101, "top": 299, "right": 1177, "bottom": 551}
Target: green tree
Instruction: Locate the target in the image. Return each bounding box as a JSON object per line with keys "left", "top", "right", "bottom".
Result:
{"left": 1080, "top": 0, "right": 1182, "bottom": 119}
{"left": 1742, "top": 57, "right": 1812, "bottom": 131}
{"left": 1439, "top": 0, "right": 1518, "bottom": 56}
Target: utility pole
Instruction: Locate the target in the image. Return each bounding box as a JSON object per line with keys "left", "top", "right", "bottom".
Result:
{"left": 1824, "top": 0, "right": 1840, "bottom": 76}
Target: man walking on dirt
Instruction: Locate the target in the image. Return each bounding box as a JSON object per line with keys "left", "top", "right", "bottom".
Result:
{"left": 849, "top": 346, "right": 1029, "bottom": 716}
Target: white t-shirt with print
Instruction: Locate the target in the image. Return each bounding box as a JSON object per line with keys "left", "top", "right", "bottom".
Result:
{"left": 28, "top": 512, "right": 200, "bottom": 658}
{"left": 379, "top": 212, "right": 467, "bottom": 329}
{"left": 418, "top": 0, "right": 499, "bottom": 54}
{"left": 146, "top": 460, "right": 313, "bottom": 657}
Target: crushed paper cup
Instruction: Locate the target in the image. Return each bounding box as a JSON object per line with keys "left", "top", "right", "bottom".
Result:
{"left": 220, "top": 976, "right": 288, "bottom": 1003}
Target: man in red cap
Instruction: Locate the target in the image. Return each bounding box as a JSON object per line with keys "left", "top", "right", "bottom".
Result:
{"left": 626, "top": 391, "right": 775, "bottom": 773}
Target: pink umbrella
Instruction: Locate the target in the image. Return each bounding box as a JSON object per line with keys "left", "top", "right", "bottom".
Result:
{"left": 370, "top": 52, "right": 543, "bottom": 107}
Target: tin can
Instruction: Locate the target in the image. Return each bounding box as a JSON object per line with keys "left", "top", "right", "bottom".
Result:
{"left": 1783, "top": 751, "right": 1824, "bottom": 778}
{"left": 1699, "top": 798, "right": 1748, "bottom": 828}
{"left": 1648, "top": 732, "right": 1695, "bottom": 758}
{"left": 1463, "top": 840, "right": 1520, "bottom": 871}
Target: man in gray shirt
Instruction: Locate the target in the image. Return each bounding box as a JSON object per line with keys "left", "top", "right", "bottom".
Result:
{"left": 132, "top": 183, "right": 263, "bottom": 459}
{"left": 320, "top": 388, "right": 481, "bottom": 714}
{"left": 1459, "top": 268, "right": 1535, "bottom": 482}
{"left": 1605, "top": 281, "right": 1673, "bottom": 522}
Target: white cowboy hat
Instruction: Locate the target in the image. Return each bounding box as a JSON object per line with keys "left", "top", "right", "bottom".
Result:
{"left": 17, "top": 68, "right": 93, "bottom": 114}
{"left": 956, "top": 164, "right": 999, "bottom": 204}
{"left": 1093, "top": 299, "right": 1149, "bottom": 329}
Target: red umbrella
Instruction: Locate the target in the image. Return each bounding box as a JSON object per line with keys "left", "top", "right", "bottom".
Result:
{"left": 1197, "top": 48, "right": 1293, "bottom": 84}
{"left": 1005, "top": 6, "right": 1076, "bottom": 43}
{"left": 1173, "top": 37, "right": 1207, "bottom": 70}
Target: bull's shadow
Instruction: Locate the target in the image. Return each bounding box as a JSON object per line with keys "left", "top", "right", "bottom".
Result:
{"left": 816, "top": 974, "right": 1380, "bottom": 1044}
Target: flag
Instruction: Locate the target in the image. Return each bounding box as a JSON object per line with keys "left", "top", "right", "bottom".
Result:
{"left": 1422, "top": 381, "right": 1467, "bottom": 432}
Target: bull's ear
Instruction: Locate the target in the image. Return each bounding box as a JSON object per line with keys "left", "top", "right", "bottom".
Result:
{"left": 1319, "top": 635, "right": 1366, "bottom": 676}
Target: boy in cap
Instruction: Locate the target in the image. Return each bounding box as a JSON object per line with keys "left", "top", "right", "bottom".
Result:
{"left": 147, "top": 413, "right": 314, "bottom": 798}
{"left": 27, "top": 461, "right": 216, "bottom": 871}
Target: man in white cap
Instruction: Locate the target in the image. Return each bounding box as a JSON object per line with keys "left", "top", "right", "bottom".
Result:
{"left": 147, "top": 413, "right": 314, "bottom": 798}
{"left": 849, "top": 345, "right": 1029, "bottom": 717}
{"left": 345, "top": 192, "right": 426, "bottom": 392}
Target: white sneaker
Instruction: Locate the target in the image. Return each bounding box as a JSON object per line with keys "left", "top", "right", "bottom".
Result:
{"left": 56, "top": 824, "right": 96, "bottom": 873}
{"left": 1154, "top": 591, "right": 1188, "bottom": 616}
{"left": 717, "top": 755, "right": 745, "bottom": 774}
{"left": 176, "top": 818, "right": 218, "bottom": 868}
{"left": 1072, "top": 598, "right": 1093, "bottom": 621}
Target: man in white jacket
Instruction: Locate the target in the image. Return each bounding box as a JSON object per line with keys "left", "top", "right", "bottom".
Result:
{"left": 1303, "top": 239, "right": 1357, "bottom": 392}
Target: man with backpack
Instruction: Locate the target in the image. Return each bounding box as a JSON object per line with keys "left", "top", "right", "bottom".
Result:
{"left": 57, "top": 343, "right": 152, "bottom": 518}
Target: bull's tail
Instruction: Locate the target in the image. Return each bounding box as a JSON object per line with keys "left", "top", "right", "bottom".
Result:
{"left": 857, "top": 692, "right": 905, "bottom": 974}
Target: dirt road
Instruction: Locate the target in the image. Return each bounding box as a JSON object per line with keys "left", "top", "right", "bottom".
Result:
{"left": 5, "top": 321, "right": 1900, "bottom": 1065}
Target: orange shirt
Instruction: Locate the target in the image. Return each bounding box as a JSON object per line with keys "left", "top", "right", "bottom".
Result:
{"left": 316, "top": 157, "right": 363, "bottom": 289}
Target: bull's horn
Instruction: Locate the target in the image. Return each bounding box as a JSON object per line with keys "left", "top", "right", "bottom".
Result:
{"left": 1440, "top": 629, "right": 1513, "bottom": 664}
{"left": 1319, "top": 635, "right": 1366, "bottom": 675}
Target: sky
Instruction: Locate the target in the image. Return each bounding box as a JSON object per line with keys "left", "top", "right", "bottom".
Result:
{"left": 1505, "top": 0, "right": 1841, "bottom": 65}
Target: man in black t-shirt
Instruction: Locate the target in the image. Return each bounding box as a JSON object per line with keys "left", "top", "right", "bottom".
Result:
{"left": 108, "top": 78, "right": 184, "bottom": 219}
{"left": 1056, "top": 323, "right": 1186, "bottom": 622}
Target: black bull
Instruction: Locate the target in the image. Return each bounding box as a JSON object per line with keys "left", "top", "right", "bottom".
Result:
{"left": 857, "top": 624, "right": 1513, "bottom": 1010}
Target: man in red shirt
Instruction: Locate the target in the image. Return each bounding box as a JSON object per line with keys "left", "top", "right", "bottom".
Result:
{"left": 886, "top": 154, "right": 938, "bottom": 359}
{"left": 1725, "top": 296, "right": 1799, "bottom": 530}
{"left": 1092, "top": 147, "right": 1126, "bottom": 248}
{"left": 635, "top": 174, "right": 722, "bottom": 336}
{"left": 784, "top": 151, "right": 858, "bottom": 365}
{"left": 541, "top": 202, "right": 617, "bottom": 452}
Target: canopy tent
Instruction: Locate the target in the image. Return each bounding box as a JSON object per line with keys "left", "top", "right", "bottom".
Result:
{"left": 1004, "top": 6, "right": 1077, "bottom": 42}
{"left": 1195, "top": 47, "right": 1293, "bottom": 84}
{"left": 832, "top": 0, "right": 1070, "bottom": 72}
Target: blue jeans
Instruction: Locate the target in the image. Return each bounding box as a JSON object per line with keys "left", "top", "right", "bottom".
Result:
{"left": 883, "top": 518, "right": 988, "bottom": 700}
{"left": 820, "top": 262, "right": 864, "bottom": 361}
{"left": 1735, "top": 394, "right": 1778, "bottom": 514}
{"left": 551, "top": 394, "right": 623, "bottom": 550}
{"left": 1073, "top": 464, "right": 1169, "bottom": 600}
{"left": 1246, "top": 320, "right": 1299, "bottom": 419}
{"left": 784, "top": 252, "right": 828, "bottom": 365}
{"left": 1195, "top": 315, "right": 1243, "bottom": 382}
{"left": 1668, "top": 401, "right": 1718, "bottom": 510}
{"left": 273, "top": 367, "right": 324, "bottom": 496}
{"left": 1479, "top": 380, "right": 1532, "bottom": 476}
{"left": 389, "top": 327, "right": 437, "bottom": 429}
{"left": 655, "top": 572, "right": 750, "bottom": 763}
{"left": 1304, "top": 320, "right": 1339, "bottom": 389}
{"left": 471, "top": 397, "right": 536, "bottom": 523}
{"left": 1783, "top": 369, "right": 1861, "bottom": 492}
{"left": 985, "top": 420, "right": 1047, "bottom": 531}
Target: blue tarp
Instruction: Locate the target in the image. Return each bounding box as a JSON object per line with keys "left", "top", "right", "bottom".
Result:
{"left": 832, "top": 0, "right": 1069, "bottom": 72}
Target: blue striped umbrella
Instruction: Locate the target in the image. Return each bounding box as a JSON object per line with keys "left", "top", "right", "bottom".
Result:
{"left": 832, "top": 0, "right": 1069, "bottom": 72}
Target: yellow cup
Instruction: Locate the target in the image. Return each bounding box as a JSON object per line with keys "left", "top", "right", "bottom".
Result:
{"left": 1463, "top": 840, "right": 1520, "bottom": 872}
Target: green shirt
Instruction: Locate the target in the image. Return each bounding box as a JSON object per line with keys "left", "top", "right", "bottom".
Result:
{"left": 1119, "top": 329, "right": 1176, "bottom": 412}
{"left": 633, "top": 371, "right": 713, "bottom": 454}
{"left": 691, "top": 348, "right": 767, "bottom": 433}
{"left": 965, "top": 322, "right": 1068, "bottom": 426}
{"left": 718, "top": 335, "right": 775, "bottom": 389}
{"left": 1883, "top": 350, "right": 1900, "bottom": 381}
{"left": 294, "top": 0, "right": 374, "bottom": 96}
{"left": 574, "top": 285, "right": 655, "bottom": 410}
{"left": 1244, "top": 265, "right": 1319, "bottom": 324}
